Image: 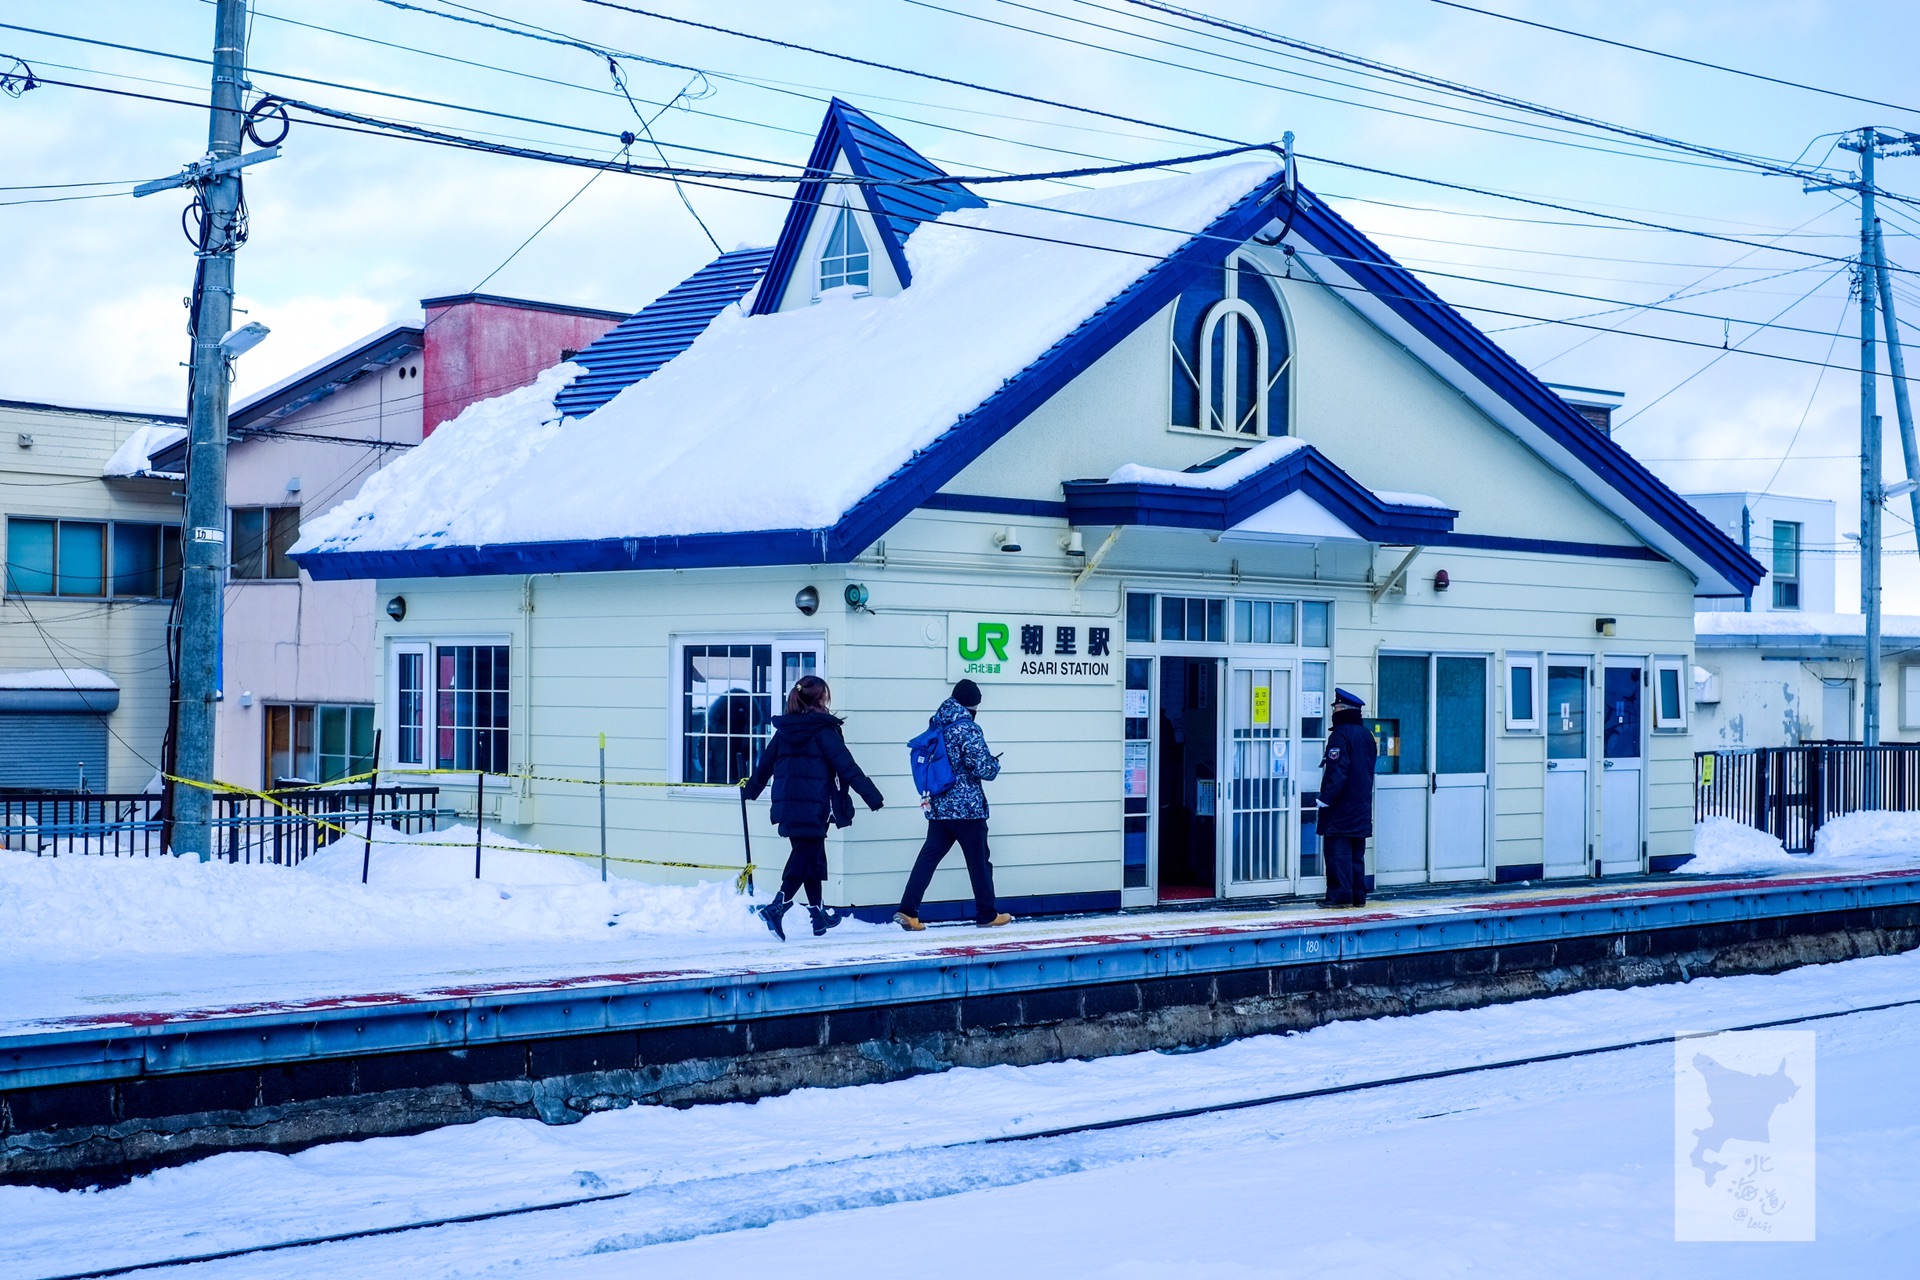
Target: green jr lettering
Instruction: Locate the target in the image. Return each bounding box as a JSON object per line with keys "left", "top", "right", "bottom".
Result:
{"left": 957, "top": 621, "right": 1009, "bottom": 663}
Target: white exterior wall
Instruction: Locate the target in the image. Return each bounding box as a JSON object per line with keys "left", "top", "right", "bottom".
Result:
{"left": 0, "top": 401, "right": 183, "bottom": 791}
{"left": 1693, "top": 632, "right": 1920, "bottom": 749}
{"left": 216, "top": 358, "right": 423, "bottom": 787}
{"left": 1687, "top": 492, "right": 1835, "bottom": 614}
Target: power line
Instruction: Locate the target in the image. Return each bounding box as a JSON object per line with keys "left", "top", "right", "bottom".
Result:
{"left": 1761, "top": 294, "right": 1855, "bottom": 495}
{"left": 901, "top": 0, "right": 1770, "bottom": 175}
{"left": 1427, "top": 0, "right": 1920, "bottom": 118}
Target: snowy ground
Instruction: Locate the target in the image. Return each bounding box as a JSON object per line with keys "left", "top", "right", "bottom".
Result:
{"left": 4, "top": 949, "right": 1918, "bottom": 1278}
{"left": 5, "top": 818, "right": 1919, "bottom": 1032}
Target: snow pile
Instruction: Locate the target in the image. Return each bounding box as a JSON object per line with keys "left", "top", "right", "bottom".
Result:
{"left": 0, "top": 826, "right": 768, "bottom": 960}
{"left": 1680, "top": 816, "right": 1795, "bottom": 874}
{"left": 101, "top": 423, "right": 187, "bottom": 478}
{"left": 0, "top": 667, "right": 117, "bottom": 690}
{"left": 1694, "top": 610, "right": 1920, "bottom": 640}
{"left": 1811, "top": 810, "right": 1920, "bottom": 862}
{"left": 296, "top": 161, "right": 1279, "bottom": 555}
{"left": 1680, "top": 812, "right": 1920, "bottom": 875}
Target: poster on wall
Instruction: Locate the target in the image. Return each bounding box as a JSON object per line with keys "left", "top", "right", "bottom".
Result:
{"left": 947, "top": 614, "right": 1120, "bottom": 683}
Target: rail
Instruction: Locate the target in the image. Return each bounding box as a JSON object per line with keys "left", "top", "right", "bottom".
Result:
{"left": 1695, "top": 743, "right": 1920, "bottom": 852}
{"left": 0, "top": 785, "right": 443, "bottom": 863}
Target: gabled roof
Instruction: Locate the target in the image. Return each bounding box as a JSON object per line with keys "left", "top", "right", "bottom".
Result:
{"left": 750, "top": 98, "right": 986, "bottom": 315}
{"left": 553, "top": 247, "right": 772, "bottom": 419}
{"left": 294, "top": 161, "right": 1290, "bottom": 578}
{"left": 229, "top": 323, "right": 424, "bottom": 432}
{"left": 293, "top": 100, "right": 1759, "bottom": 597}
{"left": 1063, "top": 439, "right": 1457, "bottom": 544}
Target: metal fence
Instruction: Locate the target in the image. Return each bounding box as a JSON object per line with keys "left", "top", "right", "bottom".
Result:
{"left": 0, "top": 785, "right": 444, "bottom": 864}
{"left": 1695, "top": 744, "right": 1920, "bottom": 852}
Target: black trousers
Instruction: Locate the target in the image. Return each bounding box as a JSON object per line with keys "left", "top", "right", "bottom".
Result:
{"left": 1324, "top": 833, "right": 1368, "bottom": 905}
{"left": 779, "top": 835, "right": 828, "bottom": 905}
{"left": 898, "top": 818, "right": 998, "bottom": 923}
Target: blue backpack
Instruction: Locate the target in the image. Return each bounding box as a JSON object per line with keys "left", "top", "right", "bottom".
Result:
{"left": 908, "top": 720, "right": 956, "bottom": 798}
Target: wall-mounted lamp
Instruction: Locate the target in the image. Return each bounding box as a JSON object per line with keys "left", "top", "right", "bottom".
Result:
{"left": 386, "top": 595, "right": 407, "bottom": 622}
{"left": 845, "top": 583, "right": 874, "bottom": 614}
{"left": 794, "top": 585, "right": 820, "bottom": 615}
{"left": 286, "top": 475, "right": 302, "bottom": 494}
{"left": 1063, "top": 531, "right": 1085, "bottom": 557}
{"left": 1595, "top": 617, "right": 1616, "bottom": 637}
{"left": 1432, "top": 569, "right": 1450, "bottom": 592}
{"left": 239, "top": 691, "right": 253, "bottom": 708}
{"left": 993, "top": 527, "right": 1023, "bottom": 553}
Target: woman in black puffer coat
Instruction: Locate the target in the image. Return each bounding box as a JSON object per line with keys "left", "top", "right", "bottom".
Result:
{"left": 741, "top": 676, "right": 884, "bottom": 939}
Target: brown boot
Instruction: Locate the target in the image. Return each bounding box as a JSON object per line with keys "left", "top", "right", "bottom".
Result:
{"left": 978, "top": 913, "right": 1014, "bottom": 928}
{"left": 893, "top": 911, "right": 926, "bottom": 932}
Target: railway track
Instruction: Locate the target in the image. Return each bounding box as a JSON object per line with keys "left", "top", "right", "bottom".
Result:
{"left": 41, "top": 993, "right": 1920, "bottom": 1280}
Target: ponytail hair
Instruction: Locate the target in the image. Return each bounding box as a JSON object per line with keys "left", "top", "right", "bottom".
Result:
{"left": 785, "top": 674, "right": 831, "bottom": 716}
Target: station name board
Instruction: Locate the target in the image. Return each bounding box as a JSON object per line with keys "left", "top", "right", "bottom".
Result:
{"left": 947, "top": 613, "right": 1120, "bottom": 683}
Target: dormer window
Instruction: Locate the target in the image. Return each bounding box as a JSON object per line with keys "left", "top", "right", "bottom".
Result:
{"left": 818, "top": 204, "right": 871, "bottom": 293}
{"left": 1170, "top": 253, "right": 1291, "bottom": 436}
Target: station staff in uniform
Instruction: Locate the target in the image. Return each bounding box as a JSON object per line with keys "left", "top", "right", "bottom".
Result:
{"left": 1317, "top": 687, "right": 1378, "bottom": 908}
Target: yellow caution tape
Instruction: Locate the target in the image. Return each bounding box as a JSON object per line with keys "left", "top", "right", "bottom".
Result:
{"left": 384, "top": 767, "right": 744, "bottom": 790}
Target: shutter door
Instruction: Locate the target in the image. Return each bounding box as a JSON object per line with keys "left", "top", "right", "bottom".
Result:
{"left": 0, "top": 713, "right": 110, "bottom": 791}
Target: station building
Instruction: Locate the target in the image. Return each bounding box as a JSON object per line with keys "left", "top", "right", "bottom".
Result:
{"left": 295, "top": 101, "right": 1763, "bottom": 916}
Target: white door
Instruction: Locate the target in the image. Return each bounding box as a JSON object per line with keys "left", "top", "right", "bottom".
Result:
{"left": 1821, "top": 679, "right": 1854, "bottom": 742}
{"left": 1373, "top": 653, "right": 1430, "bottom": 886}
{"left": 1599, "top": 660, "right": 1644, "bottom": 875}
{"left": 1225, "top": 663, "right": 1294, "bottom": 896}
{"left": 1430, "top": 656, "right": 1490, "bottom": 881}
{"left": 1542, "top": 659, "right": 1591, "bottom": 879}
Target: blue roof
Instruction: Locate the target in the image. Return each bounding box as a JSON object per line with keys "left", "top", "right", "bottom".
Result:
{"left": 552, "top": 247, "right": 772, "bottom": 418}
{"left": 750, "top": 98, "right": 986, "bottom": 316}
{"left": 1062, "top": 445, "right": 1458, "bottom": 544}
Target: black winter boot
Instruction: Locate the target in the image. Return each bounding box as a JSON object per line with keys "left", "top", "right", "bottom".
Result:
{"left": 809, "top": 905, "right": 844, "bottom": 937}
{"left": 758, "top": 892, "right": 793, "bottom": 941}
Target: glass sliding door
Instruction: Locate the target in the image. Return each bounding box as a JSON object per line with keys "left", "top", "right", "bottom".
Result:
{"left": 1226, "top": 663, "right": 1294, "bottom": 895}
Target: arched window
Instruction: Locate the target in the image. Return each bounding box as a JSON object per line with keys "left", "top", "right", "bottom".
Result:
{"left": 1170, "top": 254, "right": 1291, "bottom": 436}
{"left": 818, "top": 204, "right": 871, "bottom": 293}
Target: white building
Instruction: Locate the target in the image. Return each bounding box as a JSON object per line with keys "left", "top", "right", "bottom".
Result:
{"left": 1686, "top": 491, "right": 1836, "bottom": 616}
{"left": 292, "top": 102, "right": 1763, "bottom": 915}
{"left": 0, "top": 398, "right": 184, "bottom": 791}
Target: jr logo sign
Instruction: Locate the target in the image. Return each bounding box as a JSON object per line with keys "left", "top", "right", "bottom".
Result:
{"left": 947, "top": 613, "right": 1119, "bottom": 684}
{"left": 957, "top": 621, "right": 1010, "bottom": 664}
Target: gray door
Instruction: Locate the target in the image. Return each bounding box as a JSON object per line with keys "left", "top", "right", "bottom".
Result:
{"left": 1600, "top": 661, "right": 1644, "bottom": 875}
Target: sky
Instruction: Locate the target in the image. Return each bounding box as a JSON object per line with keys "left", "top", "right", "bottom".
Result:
{"left": 1, "top": 0, "right": 1918, "bottom": 604}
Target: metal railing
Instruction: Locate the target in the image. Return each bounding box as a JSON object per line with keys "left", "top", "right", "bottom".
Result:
{"left": 0, "top": 785, "right": 444, "bottom": 864}
{"left": 1695, "top": 744, "right": 1920, "bottom": 852}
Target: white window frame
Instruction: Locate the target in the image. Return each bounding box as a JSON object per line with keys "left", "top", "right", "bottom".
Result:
{"left": 1171, "top": 251, "right": 1293, "bottom": 440}
{"left": 670, "top": 632, "right": 826, "bottom": 792}
{"left": 1770, "top": 520, "right": 1802, "bottom": 610}
{"left": 1504, "top": 651, "right": 1542, "bottom": 734}
{"left": 1902, "top": 664, "right": 1920, "bottom": 731}
{"left": 386, "top": 635, "right": 513, "bottom": 775}
{"left": 1651, "top": 655, "right": 1689, "bottom": 732}
{"left": 814, "top": 198, "right": 873, "bottom": 299}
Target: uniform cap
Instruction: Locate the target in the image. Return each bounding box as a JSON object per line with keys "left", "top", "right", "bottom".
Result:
{"left": 1333, "top": 687, "right": 1365, "bottom": 710}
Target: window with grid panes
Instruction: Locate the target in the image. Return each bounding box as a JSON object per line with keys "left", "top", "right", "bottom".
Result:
{"left": 7, "top": 518, "right": 180, "bottom": 597}
{"left": 435, "top": 644, "right": 509, "bottom": 772}
{"left": 230, "top": 506, "right": 301, "bottom": 580}
{"left": 681, "top": 644, "right": 772, "bottom": 785}
{"left": 1159, "top": 595, "right": 1225, "bottom": 642}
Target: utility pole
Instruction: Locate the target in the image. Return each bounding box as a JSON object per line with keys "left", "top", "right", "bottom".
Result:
{"left": 171, "top": 0, "right": 250, "bottom": 860}
{"left": 1810, "top": 128, "right": 1920, "bottom": 764}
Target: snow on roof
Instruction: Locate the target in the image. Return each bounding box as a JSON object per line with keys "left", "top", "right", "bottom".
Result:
{"left": 1107, "top": 437, "right": 1308, "bottom": 489}
{"left": 101, "top": 424, "right": 188, "bottom": 478}
{"left": 295, "top": 161, "right": 1280, "bottom": 556}
{"left": 1695, "top": 611, "right": 1920, "bottom": 641}
{"left": 1370, "top": 489, "right": 1450, "bottom": 510}
{"left": 0, "top": 668, "right": 118, "bottom": 691}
